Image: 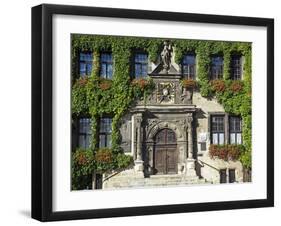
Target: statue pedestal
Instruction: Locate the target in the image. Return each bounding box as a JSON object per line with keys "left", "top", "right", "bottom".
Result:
{"left": 185, "top": 159, "right": 197, "bottom": 177}
{"left": 134, "top": 160, "right": 144, "bottom": 176}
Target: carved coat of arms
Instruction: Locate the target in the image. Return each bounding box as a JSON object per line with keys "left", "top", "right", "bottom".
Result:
{"left": 157, "top": 82, "right": 175, "bottom": 103}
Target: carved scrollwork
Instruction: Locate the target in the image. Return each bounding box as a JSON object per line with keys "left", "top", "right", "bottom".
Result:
{"left": 187, "top": 117, "right": 193, "bottom": 123}
{"left": 147, "top": 146, "right": 153, "bottom": 152}
{"left": 157, "top": 82, "right": 175, "bottom": 104}
{"left": 147, "top": 118, "right": 158, "bottom": 125}
{"left": 146, "top": 120, "right": 186, "bottom": 142}
{"left": 178, "top": 119, "right": 186, "bottom": 125}
{"left": 135, "top": 114, "right": 143, "bottom": 125}
{"left": 179, "top": 87, "right": 193, "bottom": 104}
{"left": 146, "top": 118, "right": 159, "bottom": 132}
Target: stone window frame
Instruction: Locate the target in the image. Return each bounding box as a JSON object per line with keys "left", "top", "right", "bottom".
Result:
{"left": 98, "top": 116, "right": 113, "bottom": 148}
{"left": 228, "top": 168, "right": 236, "bottom": 183}
{"left": 181, "top": 52, "right": 196, "bottom": 79}
{"left": 219, "top": 168, "right": 236, "bottom": 183}
{"left": 219, "top": 168, "right": 227, "bottom": 183}
{"left": 100, "top": 52, "right": 113, "bottom": 79}
{"left": 210, "top": 54, "right": 224, "bottom": 80}
{"left": 209, "top": 112, "right": 228, "bottom": 145}
{"left": 131, "top": 50, "right": 149, "bottom": 79}
{"left": 230, "top": 53, "right": 244, "bottom": 80}
{"left": 229, "top": 116, "right": 243, "bottom": 145}
{"left": 78, "top": 51, "right": 93, "bottom": 77}
{"left": 208, "top": 113, "right": 243, "bottom": 146}
{"left": 72, "top": 117, "right": 92, "bottom": 149}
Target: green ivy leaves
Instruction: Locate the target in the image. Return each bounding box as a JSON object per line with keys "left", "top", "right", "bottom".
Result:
{"left": 71, "top": 34, "right": 252, "bottom": 170}
{"left": 71, "top": 148, "right": 134, "bottom": 189}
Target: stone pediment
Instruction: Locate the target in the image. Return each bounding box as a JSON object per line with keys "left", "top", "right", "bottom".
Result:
{"left": 149, "top": 63, "right": 181, "bottom": 76}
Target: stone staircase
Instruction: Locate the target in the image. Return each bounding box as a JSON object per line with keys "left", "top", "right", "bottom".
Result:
{"left": 102, "top": 172, "right": 207, "bottom": 189}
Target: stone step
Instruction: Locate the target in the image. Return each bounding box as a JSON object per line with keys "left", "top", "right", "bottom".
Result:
{"left": 103, "top": 174, "right": 208, "bottom": 189}
{"left": 103, "top": 179, "right": 207, "bottom": 189}
{"left": 105, "top": 176, "right": 200, "bottom": 182}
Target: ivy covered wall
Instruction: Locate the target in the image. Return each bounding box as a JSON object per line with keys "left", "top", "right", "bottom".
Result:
{"left": 71, "top": 34, "right": 252, "bottom": 188}
{"left": 173, "top": 39, "right": 251, "bottom": 168}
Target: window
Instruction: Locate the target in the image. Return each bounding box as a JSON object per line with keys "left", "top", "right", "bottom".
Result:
{"left": 220, "top": 169, "right": 236, "bottom": 183}
{"left": 210, "top": 56, "right": 223, "bottom": 80}
{"left": 99, "top": 117, "right": 112, "bottom": 148}
{"left": 182, "top": 54, "right": 196, "bottom": 79}
{"left": 231, "top": 55, "right": 242, "bottom": 80}
{"left": 210, "top": 114, "right": 242, "bottom": 145}
{"left": 200, "top": 143, "right": 207, "bottom": 151}
{"left": 94, "top": 174, "right": 103, "bottom": 189}
{"left": 228, "top": 169, "right": 236, "bottom": 183}
{"left": 219, "top": 169, "right": 227, "bottom": 183}
{"left": 134, "top": 53, "right": 148, "bottom": 78}
{"left": 211, "top": 116, "right": 225, "bottom": 145}
{"left": 229, "top": 116, "right": 242, "bottom": 144}
{"left": 79, "top": 52, "right": 93, "bottom": 77}
{"left": 100, "top": 53, "right": 113, "bottom": 79}
{"left": 78, "top": 118, "right": 91, "bottom": 148}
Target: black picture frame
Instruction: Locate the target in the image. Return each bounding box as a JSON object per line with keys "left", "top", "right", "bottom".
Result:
{"left": 31, "top": 4, "right": 274, "bottom": 222}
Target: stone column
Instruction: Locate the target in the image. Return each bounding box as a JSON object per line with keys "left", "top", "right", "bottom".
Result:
{"left": 187, "top": 114, "right": 194, "bottom": 160}
{"left": 134, "top": 113, "right": 144, "bottom": 174}
{"left": 186, "top": 113, "right": 197, "bottom": 177}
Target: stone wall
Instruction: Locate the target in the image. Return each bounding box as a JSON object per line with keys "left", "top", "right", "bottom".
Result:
{"left": 193, "top": 91, "right": 243, "bottom": 183}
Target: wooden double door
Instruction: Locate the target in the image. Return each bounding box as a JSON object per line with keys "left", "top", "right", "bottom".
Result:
{"left": 154, "top": 129, "right": 177, "bottom": 174}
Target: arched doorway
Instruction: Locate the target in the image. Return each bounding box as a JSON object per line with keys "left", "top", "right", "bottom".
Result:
{"left": 154, "top": 128, "right": 177, "bottom": 174}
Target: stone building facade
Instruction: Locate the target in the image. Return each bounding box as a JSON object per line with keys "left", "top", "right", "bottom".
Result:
{"left": 101, "top": 42, "right": 244, "bottom": 189}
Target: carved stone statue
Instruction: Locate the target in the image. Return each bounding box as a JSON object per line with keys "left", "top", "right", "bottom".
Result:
{"left": 161, "top": 41, "right": 172, "bottom": 73}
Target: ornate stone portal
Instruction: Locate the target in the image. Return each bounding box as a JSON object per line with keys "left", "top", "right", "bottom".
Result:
{"left": 142, "top": 112, "right": 196, "bottom": 177}
{"left": 130, "top": 41, "right": 198, "bottom": 178}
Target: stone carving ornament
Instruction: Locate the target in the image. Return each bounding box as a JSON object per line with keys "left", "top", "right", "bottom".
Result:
{"left": 157, "top": 82, "right": 175, "bottom": 103}
{"left": 180, "top": 86, "right": 193, "bottom": 104}
{"left": 187, "top": 114, "right": 193, "bottom": 122}
{"left": 146, "top": 118, "right": 159, "bottom": 132}
{"left": 135, "top": 116, "right": 142, "bottom": 126}
{"left": 146, "top": 120, "right": 185, "bottom": 141}
{"left": 161, "top": 41, "right": 172, "bottom": 73}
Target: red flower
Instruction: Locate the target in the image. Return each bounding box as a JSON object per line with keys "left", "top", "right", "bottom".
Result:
{"left": 131, "top": 78, "right": 149, "bottom": 91}
{"left": 228, "top": 145, "right": 240, "bottom": 160}
{"left": 77, "top": 77, "right": 89, "bottom": 86}
{"left": 209, "top": 144, "right": 241, "bottom": 161}
{"left": 210, "top": 80, "right": 226, "bottom": 92}
{"left": 75, "top": 151, "right": 91, "bottom": 165}
{"left": 95, "top": 148, "right": 113, "bottom": 164}
{"left": 181, "top": 79, "right": 197, "bottom": 89}
{"left": 230, "top": 81, "right": 243, "bottom": 93}
{"left": 99, "top": 79, "right": 112, "bottom": 91}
